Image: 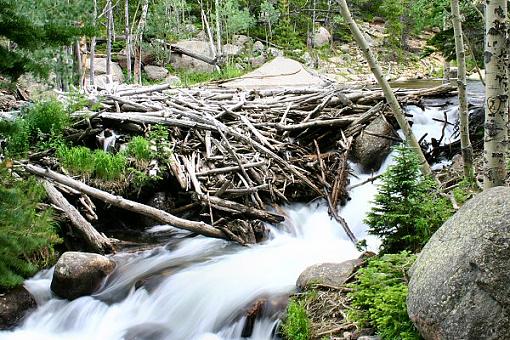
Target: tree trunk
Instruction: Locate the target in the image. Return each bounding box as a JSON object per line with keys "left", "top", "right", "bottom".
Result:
{"left": 215, "top": 0, "right": 222, "bottom": 58}
{"left": 134, "top": 0, "right": 149, "bottom": 84}
{"left": 451, "top": 0, "right": 475, "bottom": 182}
{"left": 42, "top": 180, "right": 113, "bottom": 254}
{"left": 125, "top": 0, "right": 132, "bottom": 83}
{"left": 89, "top": 0, "right": 97, "bottom": 86}
{"left": 483, "top": 0, "right": 508, "bottom": 188}
{"left": 336, "top": 0, "right": 433, "bottom": 176}
{"left": 106, "top": 0, "right": 113, "bottom": 83}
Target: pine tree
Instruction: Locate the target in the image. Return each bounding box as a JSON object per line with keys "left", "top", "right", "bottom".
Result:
{"left": 365, "top": 145, "right": 453, "bottom": 254}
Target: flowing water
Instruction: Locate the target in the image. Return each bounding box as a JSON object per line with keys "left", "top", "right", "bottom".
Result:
{"left": 0, "top": 81, "right": 484, "bottom": 340}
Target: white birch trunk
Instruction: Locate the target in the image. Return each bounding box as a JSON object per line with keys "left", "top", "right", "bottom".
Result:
{"left": 336, "top": 0, "right": 432, "bottom": 176}
{"left": 134, "top": 0, "right": 149, "bottom": 85}
{"left": 106, "top": 0, "right": 113, "bottom": 83}
{"left": 125, "top": 0, "right": 132, "bottom": 83}
{"left": 451, "top": 0, "right": 475, "bottom": 182}
{"left": 483, "top": 0, "right": 508, "bottom": 188}
{"left": 89, "top": 0, "right": 97, "bottom": 86}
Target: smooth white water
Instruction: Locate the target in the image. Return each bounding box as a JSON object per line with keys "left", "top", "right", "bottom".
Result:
{"left": 1, "top": 87, "right": 474, "bottom": 340}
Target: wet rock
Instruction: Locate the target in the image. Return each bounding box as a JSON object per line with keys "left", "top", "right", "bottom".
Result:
{"left": 141, "top": 192, "right": 176, "bottom": 228}
{"left": 0, "top": 286, "right": 36, "bottom": 329}
{"left": 407, "top": 187, "right": 510, "bottom": 340}
{"left": 144, "top": 65, "right": 169, "bottom": 81}
{"left": 123, "top": 322, "right": 171, "bottom": 340}
{"left": 352, "top": 115, "right": 398, "bottom": 172}
{"left": 312, "top": 26, "right": 331, "bottom": 48}
{"left": 51, "top": 252, "right": 116, "bottom": 300}
{"left": 240, "top": 294, "right": 289, "bottom": 337}
{"left": 296, "top": 259, "right": 362, "bottom": 290}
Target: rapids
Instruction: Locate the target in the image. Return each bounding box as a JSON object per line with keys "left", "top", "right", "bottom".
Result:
{"left": 0, "top": 81, "right": 484, "bottom": 340}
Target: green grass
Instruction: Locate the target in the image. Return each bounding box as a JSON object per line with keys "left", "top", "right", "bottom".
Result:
{"left": 127, "top": 136, "right": 153, "bottom": 161}
{"left": 56, "top": 146, "right": 126, "bottom": 181}
{"left": 282, "top": 298, "right": 311, "bottom": 340}
{"left": 176, "top": 64, "right": 246, "bottom": 87}
{"left": 24, "top": 98, "right": 70, "bottom": 135}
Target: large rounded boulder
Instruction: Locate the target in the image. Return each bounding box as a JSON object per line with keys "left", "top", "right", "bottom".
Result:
{"left": 407, "top": 187, "right": 510, "bottom": 339}
{"left": 51, "top": 252, "right": 116, "bottom": 300}
{"left": 0, "top": 286, "right": 36, "bottom": 329}
{"left": 296, "top": 259, "right": 362, "bottom": 290}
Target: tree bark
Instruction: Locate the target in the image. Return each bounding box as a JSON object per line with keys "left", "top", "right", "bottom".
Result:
{"left": 451, "top": 0, "right": 475, "bottom": 182}
{"left": 134, "top": 0, "right": 149, "bottom": 84}
{"left": 42, "top": 180, "right": 112, "bottom": 254}
{"left": 483, "top": 0, "right": 508, "bottom": 188}
{"left": 125, "top": 0, "right": 132, "bottom": 83}
{"left": 89, "top": 0, "right": 97, "bottom": 86}
{"left": 106, "top": 0, "right": 113, "bottom": 83}
{"left": 26, "top": 164, "right": 227, "bottom": 240}
{"left": 336, "top": 0, "right": 433, "bottom": 176}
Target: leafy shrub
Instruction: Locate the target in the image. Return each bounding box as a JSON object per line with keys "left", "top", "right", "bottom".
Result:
{"left": 127, "top": 136, "right": 152, "bottom": 161}
{"left": 24, "top": 99, "right": 70, "bottom": 135}
{"left": 0, "top": 169, "right": 61, "bottom": 289}
{"left": 348, "top": 252, "right": 419, "bottom": 340}
{"left": 282, "top": 298, "right": 311, "bottom": 340}
{"left": 365, "top": 145, "right": 453, "bottom": 254}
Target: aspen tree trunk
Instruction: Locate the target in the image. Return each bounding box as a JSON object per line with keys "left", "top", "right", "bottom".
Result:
{"left": 106, "top": 0, "right": 113, "bottom": 83}
{"left": 90, "top": 0, "right": 97, "bottom": 86}
{"left": 451, "top": 0, "right": 475, "bottom": 182}
{"left": 483, "top": 0, "right": 508, "bottom": 188}
{"left": 336, "top": 0, "right": 432, "bottom": 176}
{"left": 125, "top": 0, "right": 132, "bottom": 83}
{"left": 215, "top": 0, "right": 222, "bottom": 58}
{"left": 134, "top": 0, "right": 149, "bottom": 84}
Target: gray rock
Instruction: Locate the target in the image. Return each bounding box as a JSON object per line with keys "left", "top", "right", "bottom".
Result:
{"left": 144, "top": 65, "right": 169, "bottom": 81}
{"left": 358, "top": 336, "right": 381, "bottom": 340}
{"left": 267, "top": 47, "right": 283, "bottom": 57}
{"left": 352, "top": 115, "right": 397, "bottom": 172}
{"left": 170, "top": 40, "right": 215, "bottom": 72}
{"left": 340, "top": 44, "right": 351, "bottom": 54}
{"left": 407, "top": 187, "right": 510, "bottom": 340}
{"left": 233, "top": 34, "right": 252, "bottom": 48}
{"left": 51, "top": 252, "right": 116, "bottom": 300}
{"left": 249, "top": 55, "right": 266, "bottom": 69}
{"left": 222, "top": 43, "right": 242, "bottom": 57}
{"left": 302, "top": 51, "right": 314, "bottom": 67}
{"left": 163, "top": 75, "right": 181, "bottom": 87}
{"left": 195, "top": 30, "right": 208, "bottom": 41}
{"left": 296, "top": 259, "right": 362, "bottom": 290}
{"left": 85, "top": 58, "right": 125, "bottom": 85}
{"left": 0, "top": 286, "right": 36, "bottom": 329}
{"left": 312, "top": 26, "right": 331, "bottom": 48}
{"left": 252, "top": 41, "right": 265, "bottom": 54}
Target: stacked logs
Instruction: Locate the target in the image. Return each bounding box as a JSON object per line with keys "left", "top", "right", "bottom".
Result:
{"left": 33, "top": 83, "right": 455, "bottom": 248}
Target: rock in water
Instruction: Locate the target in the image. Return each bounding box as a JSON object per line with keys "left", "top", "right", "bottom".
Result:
{"left": 296, "top": 259, "right": 362, "bottom": 290}
{"left": 407, "top": 187, "right": 510, "bottom": 339}
{"left": 352, "top": 115, "right": 397, "bottom": 172}
{"left": 0, "top": 286, "right": 36, "bottom": 329}
{"left": 51, "top": 252, "right": 116, "bottom": 300}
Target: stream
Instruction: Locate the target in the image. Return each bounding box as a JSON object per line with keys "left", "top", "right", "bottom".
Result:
{"left": 0, "top": 81, "right": 484, "bottom": 340}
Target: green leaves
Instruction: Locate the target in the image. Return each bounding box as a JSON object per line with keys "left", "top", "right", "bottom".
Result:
{"left": 365, "top": 145, "right": 453, "bottom": 254}
{"left": 282, "top": 298, "right": 311, "bottom": 340}
{"left": 348, "top": 252, "right": 420, "bottom": 340}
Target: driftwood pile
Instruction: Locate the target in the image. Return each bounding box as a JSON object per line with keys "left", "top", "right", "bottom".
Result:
{"left": 26, "top": 82, "right": 456, "bottom": 250}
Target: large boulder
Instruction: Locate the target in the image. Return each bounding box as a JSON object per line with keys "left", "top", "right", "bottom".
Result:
{"left": 51, "top": 252, "right": 116, "bottom": 300}
{"left": 407, "top": 187, "right": 510, "bottom": 340}
{"left": 170, "top": 40, "right": 215, "bottom": 72}
{"left": 296, "top": 259, "right": 362, "bottom": 290}
{"left": 232, "top": 34, "right": 252, "bottom": 48}
{"left": 222, "top": 43, "right": 242, "bottom": 57}
{"left": 144, "top": 65, "right": 169, "bottom": 81}
{"left": 312, "top": 26, "right": 331, "bottom": 48}
{"left": 85, "top": 58, "right": 125, "bottom": 85}
{"left": 352, "top": 115, "right": 397, "bottom": 172}
{"left": 0, "top": 286, "right": 36, "bottom": 329}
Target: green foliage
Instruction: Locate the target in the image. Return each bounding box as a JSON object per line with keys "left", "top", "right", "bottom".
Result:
{"left": 56, "top": 146, "right": 126, "bottom": 181}
{"left": 219, "top": 0, "right": 256, "bottom": 39}
{"left": 0, "top": 119, "right": 30, "bottom": 157}
{"left": 24, "top": 99, "right": 70, "bottom": 136}
{"left": 127, "top": 136, "right": 153, "bottom": 161}
{"left": 0, "top": 169, "right": 60, "bottom": 289}
{"left": 282, "top": 298, "right": 311, "bottom": 340}
{"left": 176, "top": 64, "right": 245, "bottom": 86}
{"left": 365, "top": 145, "right": 453, "bottom": 254}
{"left": 146, "top": 0, "right": 194, "bottom": 42}
{"left": 348, "top": 252, "right": 419, "bottom": 340}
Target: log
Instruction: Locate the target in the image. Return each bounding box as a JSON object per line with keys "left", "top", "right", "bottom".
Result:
{"left": 41, "top": 180, "right": 113, "bottom": 254}
{"left": 205, "top": 195, "right": 285, "bottom": 223}
{"left": 26, "top": 164, "right": 227, "bottom": 240}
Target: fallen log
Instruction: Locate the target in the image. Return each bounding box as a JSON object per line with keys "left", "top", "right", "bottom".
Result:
{"left": 41, "top": 180, "right": 113, "bottom": 254}
{"left": 26, "top": 164, "right": 227, "bottom": 240}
